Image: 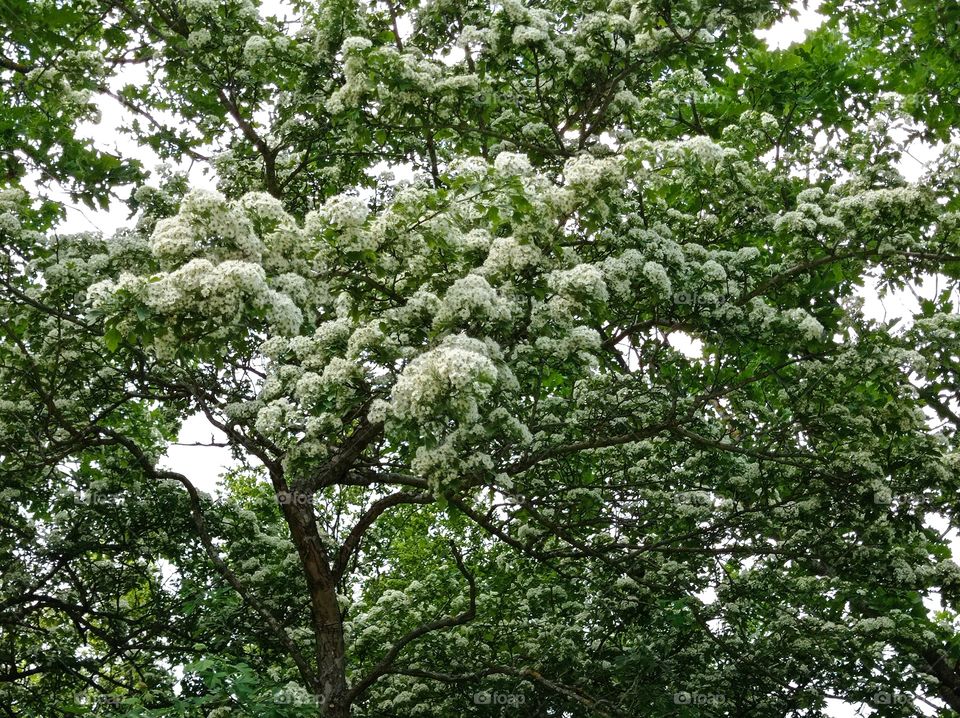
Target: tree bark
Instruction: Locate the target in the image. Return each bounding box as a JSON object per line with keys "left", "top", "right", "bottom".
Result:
{"left": 279, "top": 490, "right": 349, "bottom": 716}
{"left": 921, "top": 648, "right": 960, "bottom": 713}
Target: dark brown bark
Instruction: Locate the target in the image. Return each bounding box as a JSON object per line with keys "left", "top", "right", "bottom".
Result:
{"left": 279, "top": 493, "right": 348, "bottom": 715}
{"left": 921, "top": 648, "right": 960, "bottom": 713}
{"left": 270, "top": 422, "right": 386, "bottom": 715}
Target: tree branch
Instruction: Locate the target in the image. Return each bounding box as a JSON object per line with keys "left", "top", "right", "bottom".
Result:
{"left": 343, "top": 542, "right": 476, "bottom": 705}
{"left": 333, "top": 490, "right": 432, "bottom": 580}
{"left": 97, "top": 427, "right": 321, "bottom": 693}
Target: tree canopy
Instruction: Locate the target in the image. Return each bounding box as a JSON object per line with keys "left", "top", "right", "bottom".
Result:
{"left": 2, "top": 1, "right": 960, "bottom": 716}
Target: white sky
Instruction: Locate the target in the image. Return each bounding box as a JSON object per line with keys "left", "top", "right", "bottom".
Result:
{"left": 23, "top": 2, "right": 955, "bottom": 713}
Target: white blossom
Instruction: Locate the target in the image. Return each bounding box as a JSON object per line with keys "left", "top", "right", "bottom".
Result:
{"left": 391, "top": 334, "right": 499, "bottom": 424}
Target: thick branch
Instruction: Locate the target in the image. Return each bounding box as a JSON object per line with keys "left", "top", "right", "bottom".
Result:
{"left": 0, "top": 55, "right": 32, "bottom": 73}
{"left": 333, "top": 490, "right": 432, "bottom": 580}
{"left": 343, "top": 542, "right": 476, "bottom": 705}
{"left": 98, "top": 428, "right": 320, "bottom": 692}
{"left": 297, "top": 420, "right": 384, "bottom": 494}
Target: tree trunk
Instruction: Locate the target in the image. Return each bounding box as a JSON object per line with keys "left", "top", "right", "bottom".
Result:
{"left": 279, "top": 491, "right": 350, "bottom": 716}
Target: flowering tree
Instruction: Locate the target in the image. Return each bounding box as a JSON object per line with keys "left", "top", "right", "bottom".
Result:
{"left": 3, "top": 1, "right": 960, "bottom": 716}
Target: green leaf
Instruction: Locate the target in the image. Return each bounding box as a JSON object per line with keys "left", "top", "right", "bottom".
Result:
{"left": 104, "top": 326, "right": 122, "bottom": 352}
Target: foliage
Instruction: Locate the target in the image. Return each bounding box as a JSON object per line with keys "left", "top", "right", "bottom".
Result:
{"left": 2, "top": 1, "right": 960, "bottom": 717}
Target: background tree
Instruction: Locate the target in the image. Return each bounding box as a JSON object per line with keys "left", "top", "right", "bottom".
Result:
{"left": 2, "top": 1, "right": 960, "bottom": 717}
